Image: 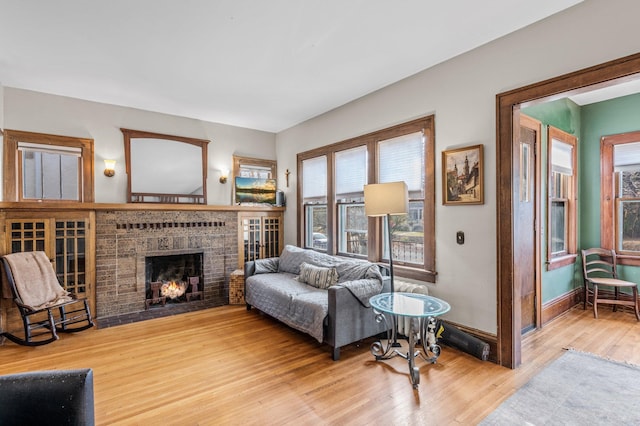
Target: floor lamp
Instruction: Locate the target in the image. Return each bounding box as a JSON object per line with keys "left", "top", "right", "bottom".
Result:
{"left": 364, "top": 181, "right": 409, "bottom": 346}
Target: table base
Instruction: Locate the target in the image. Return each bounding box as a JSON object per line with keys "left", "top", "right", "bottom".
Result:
{"left": 371, "top": 312, "right": 442, "bottom": 389}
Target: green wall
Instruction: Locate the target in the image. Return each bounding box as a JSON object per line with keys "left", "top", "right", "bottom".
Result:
{"left": 581, "top": 93, "right": 640, "bottom": 282}
{"left": 523, "top": 98, "right": 580, "bottom": 135}
{"left": 522, "top": 98, "right": 581, "bottom": 302}
{"left": 521, "top": 93, "right": 640, "bottom": 302}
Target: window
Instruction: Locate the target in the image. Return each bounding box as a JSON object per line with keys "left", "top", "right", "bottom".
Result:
{"left": 378, "top": 132, "right": 425, "bottom": 265}
{"left": 302, "top": 156, "right": 328, "bottom": 250}
{"left": 297, "top": 116, "right": 435, "bottom": 282}
{"left": 3, "top": 130, "right": 94, "bottom": 202}
{"left": 335, "top": 146, "right": 367, "bottom": 256}
{"left": 233, "top": 155, "right": 276, "bottom": 179}
{"left": 547, "top": 126, "right": 577, "bottom": 269}
{"left": 601, "top": 131, "right": 640, "bottom": 262}
{"left": 20, "top": 142, "right": 81, "bottom": 200}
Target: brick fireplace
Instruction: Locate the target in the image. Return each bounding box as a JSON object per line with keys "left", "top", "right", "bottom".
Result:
{"left": 95, "top": 210, "right": 238, "bottom": 323}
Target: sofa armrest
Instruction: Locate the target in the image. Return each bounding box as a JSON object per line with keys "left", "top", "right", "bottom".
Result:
{"left": 0, "top": 369, "right": 94, "bottom": 425}
{"left": 244, "top": 261, "right": 256, "bottom": 310}
{"left": 244, "top": 261, "right": 256, "bottom": 280}
{"left": 325, "top": 275, "right": 391, "bottom": 360}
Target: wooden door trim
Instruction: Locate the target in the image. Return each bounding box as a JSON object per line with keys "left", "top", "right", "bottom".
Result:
{"left": 519, "top": 114, "right": 543, "bottom": 333}
{"left": 497, "top": 52, "right": 640, "bottom": 368}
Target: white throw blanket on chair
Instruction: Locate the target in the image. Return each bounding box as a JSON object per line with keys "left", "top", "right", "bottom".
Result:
{"left": 4, "top": 251, "right": 73, "bottom": 311}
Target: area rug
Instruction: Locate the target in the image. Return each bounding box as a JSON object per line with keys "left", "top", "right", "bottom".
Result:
{"left": 480, "top": 349, "right": 640, "bottom": 425}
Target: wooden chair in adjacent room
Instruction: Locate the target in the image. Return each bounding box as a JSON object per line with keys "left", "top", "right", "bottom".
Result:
{"left": 581, "top": 248, "right": 640, "bottom": 321}
{"left": 1, "top": 251, "right": 94, "bottom": 346}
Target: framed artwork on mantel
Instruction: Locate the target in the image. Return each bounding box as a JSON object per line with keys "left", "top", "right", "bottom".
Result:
{"left": 442, "top": 144, "right": 484, "bottom": 205}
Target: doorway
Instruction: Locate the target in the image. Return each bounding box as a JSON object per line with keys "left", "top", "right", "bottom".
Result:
{"left": 516, "top": 114, "right": 542, "bottom": 335}
{"left": 496, "top": 52, "right": 640, "bottom": 368}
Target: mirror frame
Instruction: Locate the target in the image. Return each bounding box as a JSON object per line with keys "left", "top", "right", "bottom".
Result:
{"left": 121, "top": 128, "right": 209, "bottom": 204}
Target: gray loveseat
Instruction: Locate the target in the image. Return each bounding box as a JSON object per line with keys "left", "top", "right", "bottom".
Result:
{"left": 245, "top": 245, "right": 390, "bottom": 360}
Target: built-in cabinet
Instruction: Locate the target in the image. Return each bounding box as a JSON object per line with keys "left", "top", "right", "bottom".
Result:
{"left": 237, "top": 211, "right": 283, "bottom": 268}
{"left": 0, "top": 210, "right": 96, "bottom": 331}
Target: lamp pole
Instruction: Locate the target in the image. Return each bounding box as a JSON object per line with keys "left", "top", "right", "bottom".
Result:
{"left": 386, "top": 213, "right": 395, "bottom": 294}
{"left": 387, "top": 213, "right": 401, "bottom": 348}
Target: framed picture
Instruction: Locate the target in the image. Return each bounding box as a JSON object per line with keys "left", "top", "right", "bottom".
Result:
{"left": 234, "top": 177, "right": 277, "bottom": 205}
{"left": 442, "top": 144, "right": 484, "bottom": 205}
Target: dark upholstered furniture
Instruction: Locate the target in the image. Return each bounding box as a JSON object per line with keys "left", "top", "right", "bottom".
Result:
{"left": 245, "top": 245, "right": 390, "bottom": 360}
{"left": 0, "top": 369, "right": 95, "bottom": 425}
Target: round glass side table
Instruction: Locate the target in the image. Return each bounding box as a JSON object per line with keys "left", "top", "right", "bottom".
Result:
{"left": 369, "top": 292, "right": 451, "bottom": 389}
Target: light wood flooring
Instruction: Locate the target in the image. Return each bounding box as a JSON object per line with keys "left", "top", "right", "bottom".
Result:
{"left": 0, "top": 304, "right": 638, "bottom": 425}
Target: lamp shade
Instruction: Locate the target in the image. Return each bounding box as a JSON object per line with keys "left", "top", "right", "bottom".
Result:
{"left": 364, "top": 181, "right": 409, "bottom": 216}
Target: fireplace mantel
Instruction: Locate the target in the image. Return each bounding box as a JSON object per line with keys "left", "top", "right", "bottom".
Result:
{"left": 0, "top": 201, "right": 285, "bottom": 213}
{"left": 0, "top": 203, "right": 284, "bottom": 329}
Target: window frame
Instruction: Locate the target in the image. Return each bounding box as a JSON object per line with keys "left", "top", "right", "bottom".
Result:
{"left": 546, "top": 126, "right": 577, "bottom": 270}
{"left": 300, "top": 154, "right": 329, "bottom": 251}
{"left": 3, "top": 130, "right": 94, "bottom": 203}
{"left": 305, "top": 204, "right": 328, "bottom": 250}
{"left": 601, "top": 130, "right": 640, "bottom": 265}
{"left": 336, "top": 202, "right": 368, "bottom": 257}
{"left": 376, "top": 133, "right": 427, "bottom": 268}
{"left": 297, "top": 115, "right": 436, "bottom": 282}
{"left": 232, "top": 155, "right": 277, "bottom": 179}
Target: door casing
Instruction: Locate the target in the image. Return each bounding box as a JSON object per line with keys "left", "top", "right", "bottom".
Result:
{"left": 496, "top": 52, "right": 640, "bottom": 368}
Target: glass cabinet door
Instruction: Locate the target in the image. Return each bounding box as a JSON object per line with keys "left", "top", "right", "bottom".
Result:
{"left": 238, "top": 212, "right": 283, "bottom": 268}
{"left": 54, "top": 219, "right": 87, "bottom": 296}
{"left": 5, "top": 213, "right": 93, "bottom": 310}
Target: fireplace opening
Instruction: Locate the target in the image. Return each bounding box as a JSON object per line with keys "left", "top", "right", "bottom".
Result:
{"left": 145, "top": 253, "right": 203, "bottom": 308}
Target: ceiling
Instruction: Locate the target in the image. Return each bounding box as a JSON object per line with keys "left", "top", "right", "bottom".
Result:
{"left": 0, "top": 1, "right": 584, "bottom": 133}
{"left": 569, "top": 78, "right": 640, "bottom": 106}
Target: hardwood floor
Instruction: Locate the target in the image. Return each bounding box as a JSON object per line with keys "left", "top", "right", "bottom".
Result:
{"left": 0, "top": 304, "right": 638, "bottom": 425}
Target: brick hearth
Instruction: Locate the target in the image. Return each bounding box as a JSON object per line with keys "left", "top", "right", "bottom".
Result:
{"left": 95, "top": 210, "right": 238, "bottom": 324}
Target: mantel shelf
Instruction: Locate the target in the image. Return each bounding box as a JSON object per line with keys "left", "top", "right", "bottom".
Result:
{"left": 0, "top": 202, "right": 285, "bottom": 213}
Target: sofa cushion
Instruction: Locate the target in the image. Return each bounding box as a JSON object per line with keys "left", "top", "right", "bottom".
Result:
{"left": 297, "top": 262, "right": 339, "bottom": 289}
{"left": 245, "top": 272, "right": 327, "bottom": 342}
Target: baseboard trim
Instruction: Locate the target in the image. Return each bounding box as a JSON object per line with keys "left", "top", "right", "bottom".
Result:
{"left": 541, "top": 288, "right": 582, "bottom": 326}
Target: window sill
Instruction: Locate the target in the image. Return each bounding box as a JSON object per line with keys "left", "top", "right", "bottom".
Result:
{"left": 546, "top": 254, "right": 577, "bottom": 271}
{"left": 304, "top": 253, "right": 437, "bottom": 283}
{"left": 613, "top": 253, "right": 640, "bottom": 266}
{"left": 393, "top": 264, "right": 437, "bottom": 283}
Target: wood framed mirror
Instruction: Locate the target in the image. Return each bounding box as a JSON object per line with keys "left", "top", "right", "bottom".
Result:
{"left": 122, "top": 128, "right": 209, "bottom": 204}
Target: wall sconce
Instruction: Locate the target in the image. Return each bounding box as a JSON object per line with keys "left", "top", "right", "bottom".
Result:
{"left": 219, "top": 169, "right": 229, "bottom": 184}
{"left": 104, "top": 159, "right": 116, "bottom": 177}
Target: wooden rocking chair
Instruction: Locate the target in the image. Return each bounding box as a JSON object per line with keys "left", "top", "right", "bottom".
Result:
{"left": 1, "top": 251, "right": 94, "bottom": 346}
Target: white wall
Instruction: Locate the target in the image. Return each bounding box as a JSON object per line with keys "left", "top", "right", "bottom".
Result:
{"left": 0, "top": 83, "right": 4, "bottom": 130}
{"left": 276, "top": 0, "right": 640, "bottom": 333}
{"left": 2, "top": 88, "right": 276, "bottom": 204}
{"left": 0, "top": 83, "right": 4, "bottom": 187}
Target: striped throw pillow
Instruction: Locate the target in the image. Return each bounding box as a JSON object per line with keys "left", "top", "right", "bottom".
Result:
{"left": 297, "top": 262, "right": 339, "bottom": 289}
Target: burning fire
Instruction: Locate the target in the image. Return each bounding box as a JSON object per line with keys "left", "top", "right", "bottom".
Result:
{"left": 160, "top": 280, "right": 187, "bottom": 299}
